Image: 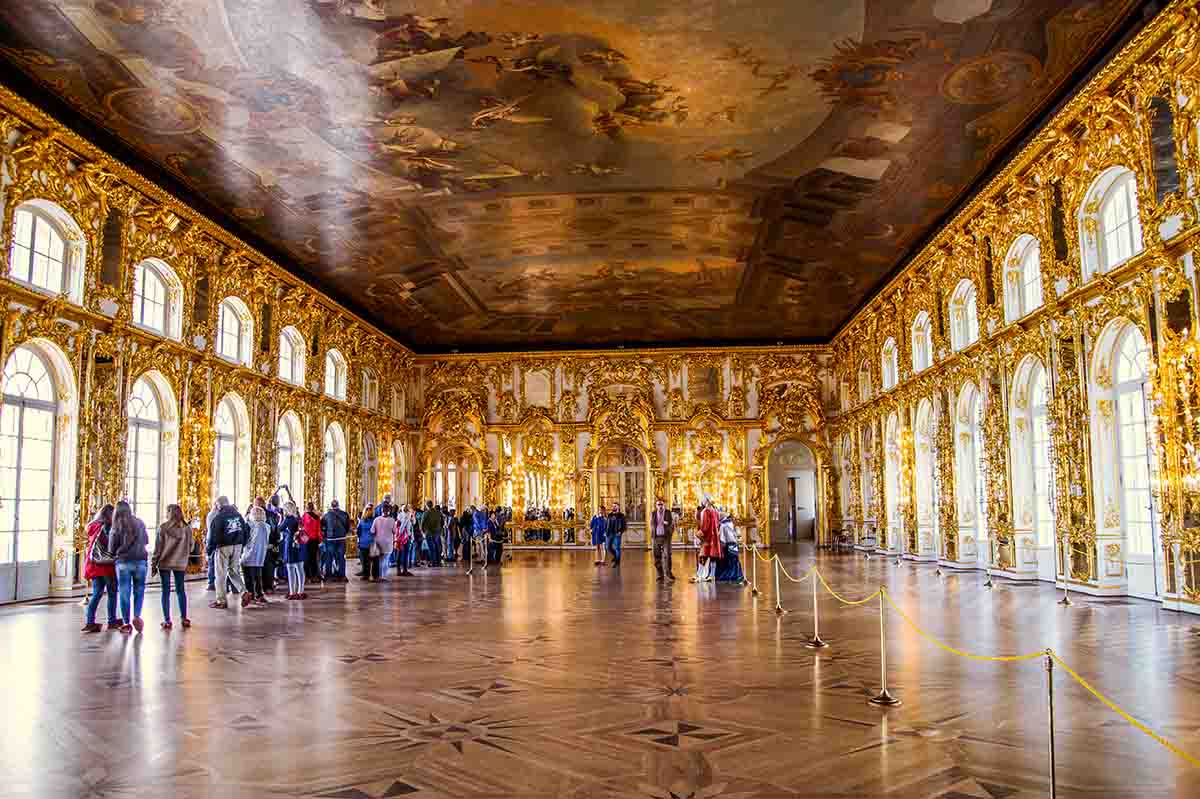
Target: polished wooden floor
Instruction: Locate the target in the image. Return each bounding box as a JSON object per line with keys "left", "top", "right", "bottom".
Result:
{"left": 2, "top": 546, "right": 1198, "bottom": 798}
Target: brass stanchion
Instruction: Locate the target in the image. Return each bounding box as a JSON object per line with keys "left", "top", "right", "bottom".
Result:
{"left": 1046, "top": 649, "right": 1058, "bottom": 799}
{"left": 750, "top": 543, "right": 760, "bottom": 596}
{"left": 773, "top": 557, "right": 787, "bottom": 615}
{"left": 868, "top": 590, "right": 901, "bottom": 707}
{"left": 805, "top": 570, "right": 828, "bottom": 649}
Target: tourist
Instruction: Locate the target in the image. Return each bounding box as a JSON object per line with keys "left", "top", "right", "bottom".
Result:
{"left": 459, "top": 506, "right": 474, "bottom": 562}
{"left": 372, "top": 504, "right": 398, "bottom": 581}
{"left": 651, "top": 498, "right": 675, "bottom": 582}
{"left": 446, "top": 508, "right": 460, "bottom": 563}
{"left": 589, "top": 506, "right": 607, "bottom": 565}
{"left": 413, "top": 504, "right": 426, "bottom": 567}
{"left": 204, "top": 498, "right": 220, "bottom": 591}
{"left": 301, "top": 502, "right": 323, "bottom": 583}
{"left": 322, "top": 499, "right": 351, "bottom": 582}
{"left": 396, "top": 504, "right": 414, "bottom": 576}
{"left": 152, "top": 503, "right": 192, "bottom": 629}
{"left": 374, "top": 493, "right": 392, "bottom": 518}
{"left": 715, "top": 510, "right": 744, "bottom": 582}
{"left": 487, "top": 509, "right": 504, "bottom": 565}
{"left": 422, "top": 501, "right": 443, "bottom": 566}
{"left": 356, "top": 504, "right": 376, "bottom": 579}
{"left": 110, "top": 500, "right": 149, "bottom": 634}
{"left": 207, "top": 495, "right": 249, "bottom": 609}
{"left": 605, "top": 503, "right": 626, "bottom": 568}
{"left": 692, "top": 498, "right": 721, "bottom": 583}
{"left": 242, "top": 505, "right": 270, "bottom": 606}
{"left": 81, "top": 504, "right": 118, "bottom": 633}
{"left": 281, "top": 501, "right": 306, "bottom": 600}
{"left": 262, "top": 495, "right": 282, "bottom": 593}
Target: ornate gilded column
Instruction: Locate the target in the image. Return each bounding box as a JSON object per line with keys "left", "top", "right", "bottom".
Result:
{"left": 900, "top": 403, "right": 918, "bottom": 557}
{"left": 178, "top": 360, "right": 214, "bottom": 563}
{"left": 1048, "top": 316, "right": 1096, "bottom": 583}
{"left": 934, "top": 387, "right": 958, "bottom": 562}
{"left": 980, "top": 364, "right": 1015, "bottom": 571}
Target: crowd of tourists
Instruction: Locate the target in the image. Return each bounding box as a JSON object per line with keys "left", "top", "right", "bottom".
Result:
{"left": 80, "top": 493, "right": 742, "bottom": 634}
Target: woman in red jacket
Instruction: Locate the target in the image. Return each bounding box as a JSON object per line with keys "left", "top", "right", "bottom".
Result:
{"left": 82, "top": 504, "right": 119, "bottom": 632}
{"left": 301, "top": 503, "right": 323, "bottom": 583}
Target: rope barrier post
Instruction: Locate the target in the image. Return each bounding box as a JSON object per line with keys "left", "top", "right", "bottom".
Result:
{"left": 805, "top": 570, "right": 828, "bottom": 649}
{"left": 751, "top": 543, "right": 760, "bottom": 596}
{"left": 868, "top": 590, "right": 902, "bottom": 707}
{"left": 1057, "top": 533, "right": 1071, "bottom": 606}
{"left": 773, "top": 557, "right": 787, "bottom": 615}
{"left": 1046, "top": 649, "right": 1058, "bottom": 799}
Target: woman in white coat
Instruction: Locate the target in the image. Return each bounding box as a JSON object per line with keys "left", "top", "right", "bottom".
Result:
{"left": 372, "top": 504, "right": 397, "bottom": 581}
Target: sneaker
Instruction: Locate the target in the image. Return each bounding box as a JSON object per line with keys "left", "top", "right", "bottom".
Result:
{"left": 298, "top": 592, "right": 308, "bottom": 599}
{"left": 285, "top": 593, "right": 296, "bottom": 600}
{"left": 80, "top": 623, "right": 101, "bottom": 633}
{"left": 255, "top": 596, "right": 269, "bottom": 605}
{"left": 106, "top": 622, "right": 122, "bottom": 631}
{"left": 208, "top": 600, "right": 228, "bottom": 609}
{"left": 241, "top": 592, "right": 252, "bottom": 608}
{"left": 119, "top": 624, "right": 133, "bottom": 634}
{"left": 181, "top": 618, "right": 192, "bottom": 628}
{"left": 161, "top": 621, "right": 173, "bottom": 630}
{"left": 132, "top": 617, "right": 144, "bottom": 633}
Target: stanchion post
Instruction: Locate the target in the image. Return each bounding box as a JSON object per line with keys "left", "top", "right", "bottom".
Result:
{"left": 1046, "top": 649, "right": 1057, "bottom": 799}
{"left": 774, "top": 557, "right": 787, "bottom": 615}
{"left": 751, "top": 543, "right": 760, "bottom": 596}
{"left": 1057, "top": 532, "right": 1071, "bottom": 606}
{"left": 805, "top": 570, "right": 828, "bottom": 649}
{"left": 868, "top": 591, "right": 902, "bottom": 707}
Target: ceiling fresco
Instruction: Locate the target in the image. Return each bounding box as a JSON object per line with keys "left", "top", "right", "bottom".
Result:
{"left": 0, "top": 0, "right": 1147, "bottom": 351}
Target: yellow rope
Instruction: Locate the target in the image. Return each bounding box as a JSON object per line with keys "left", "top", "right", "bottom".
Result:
{"left": 775, "top": 560, "right": 813, "bottom": 583}
{"left": 752, "top": 545, "right": 774, "bottom": 563}
{"left": 1048, "top": 652, "right": 1200, "bottom": 768}
{"left": 813, "top": 568, "right": 883, "bottom": 606}
{"left": 882, "top": 588, "right": 1045, "bottom": 662}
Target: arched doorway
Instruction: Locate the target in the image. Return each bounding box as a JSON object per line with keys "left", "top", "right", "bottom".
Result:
{"left": 884, "top": 413, "right": 901, "bottom": 552}
{"left": 125, "top": 371, "right": 179, "bottom": 550}
{"left": 595, "top": 444, "right": 648, "bottom": 545}
{"left": 428, "top": 446, "right": 481, "bottom": 512}
{"left": 914, "top": 400, "right": 937, "bottom": 558}
{"left": 1, "top": 340, "right": 78, "bottom": 602}
{"left": 767, "top": 441, "right": 817, "bottom": 543}
{"left": 362, "top": 433, "right": 378, "bottom": 509}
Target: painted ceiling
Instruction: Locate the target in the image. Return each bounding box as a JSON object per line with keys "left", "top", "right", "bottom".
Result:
{"left": 0, "top": 0, "right": 1146, "bottom": 351}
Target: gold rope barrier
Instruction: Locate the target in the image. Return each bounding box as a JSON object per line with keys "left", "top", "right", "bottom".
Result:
{"left": 880, "top": 587, "right": 1045, "bottom": 662}
{"left": 813, "top": 568, "right": 883, "bottom": 606}
{"left": 775, "top": 560, "right": 813, "bottom": 584}
{"left": 1048, "top": 652, "right": 1200, "bottom": 768}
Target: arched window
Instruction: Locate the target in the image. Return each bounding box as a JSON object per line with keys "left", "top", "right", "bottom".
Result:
{"left": 323, "top": 423, "right": 347, "bottom": 509}
{"left": 276, "top": 411, "right": 304, "bottom": 508}
{"left": 858, "top": 359, "right": 872, "bottom": 404}
{"left": 131, "top": 259, "right": 183, "bottom": 339}
{"left": 911, "top": 312, "right": 932, "bottom": 373}
{"left": 125, "top": 376, "right": 164, "bottom": 546}
{"left": 362, "top": 369, "right": 379, "bottom": 410}
{"left": 391, "top": 388, "right": 405, "bottom": 420}
{"left": 214, "top": 394, "right": 249, "bottom": 508}
{"left": 1080, "top": 167, "right": 1143, "bottom": 279}
{"left": 883, "top": 413, "right": 901, "bottom": 551}
{"left": 1011, "top": 358, "right": 1055, "bottom": 550}
{"left": 0, "top": 345, "right": 57, "bottom": 599}
{"left": 7, "top": 202, "right": 84, "bottom": 300}
{"left": 1113, "top": 328, "right": 1153, "bottom": 558}
{"left": 881, "top": 338, "right": 898, "bottom": 391}
{"left": 949, "top": 280, "right": 979, "bottom": 350}
{"left": 325, "top": 349, "right": 347, "bottom": 401}
{"left": 216, "top": 298, "right": 253, "bottom": 365}
{"left": 1003, "top": 236, "right": 1043, "bottom": 323}
{"left": 954, "top": 383, "right": 987, "bottom": 564}
{"left": 392, "top": 441, "right": 407, "bottom": 504}
{"left": 914, "top": 400, "right": 937, "bottom": 553}
{"left": 278, "top": 326, "right": 306, "bottom": 386}
{"left": 363, "top": 433, "right": 379, "bottom": 507}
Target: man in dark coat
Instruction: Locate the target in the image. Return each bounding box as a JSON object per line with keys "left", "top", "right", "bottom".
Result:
{"left": 605, "top": 503, "right": 627, "bottom": 567}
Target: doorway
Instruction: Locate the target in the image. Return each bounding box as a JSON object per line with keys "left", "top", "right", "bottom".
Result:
{"left": 768, "top": 441, "right": 816, "bottom": 543}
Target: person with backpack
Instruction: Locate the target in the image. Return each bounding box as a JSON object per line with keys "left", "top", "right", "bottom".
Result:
{"left": 356, "top": 504, "right": 377, "bottom": 580}
{"left": 321, "top": 499, "right": 352, "bottom": 582}
{"left": 421, "top": 501, "right": 443, "bottom": 567}
{"left": 206, "top": 496, "right": 249, "bottom": 610}
{"left": 301, "top": 502, "right": 323, "bottom": 583}
{"left": 82, "top": 504, "right": 119, "bottom": 633}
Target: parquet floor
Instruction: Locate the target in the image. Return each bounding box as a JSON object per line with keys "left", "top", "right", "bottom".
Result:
{"left": 2, "top": 545, "right": 1199, "bottom": 798}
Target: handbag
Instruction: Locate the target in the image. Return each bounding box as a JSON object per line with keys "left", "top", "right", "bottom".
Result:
{"left": 89, "top": 527, "right": 115, "bottom": 565}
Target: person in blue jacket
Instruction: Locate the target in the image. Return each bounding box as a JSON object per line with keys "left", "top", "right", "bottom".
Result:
{"left": 356, "top": 504, "right": 376, "bottom": 580}
{"left": 590, "top": 507, "right": 607, "bottom": 566}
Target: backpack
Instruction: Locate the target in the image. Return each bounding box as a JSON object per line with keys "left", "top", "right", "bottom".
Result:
{"left": 89, "top": 526, "right": 115, "bottom": 565}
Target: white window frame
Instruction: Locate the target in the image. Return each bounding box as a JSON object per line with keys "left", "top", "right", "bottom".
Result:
{"left": 278, "top": 326, "right": 306, "bottom": 386}
{"left": 949, "top": 280, "right": 979, "bottom": 351}
{"left": 7, "top": 203, "right": 84, "bottom": 302}
{"left": 325, "top": 349, "right": 347, "bottom": 401}
{"left": 217, "top": 298, "right": 254, "bottom": 366}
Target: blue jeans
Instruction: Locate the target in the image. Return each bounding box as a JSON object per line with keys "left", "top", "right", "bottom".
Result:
{"left": 85, "top": 575, "right": 118, "bottom": 625}
{"left": 206, "top": 557, "right": 215, "bottom": 589}
{"left": 116, "top": 560, "right": 148, "bottom": 623}
{"left": 160, "top": 569, "right": 187, "bottom": 621}
{"left": 607, "top": 534, "right": 623, "bottom": 564}
{"left": 321, "top": 540, "right": 346, "bottom": 579}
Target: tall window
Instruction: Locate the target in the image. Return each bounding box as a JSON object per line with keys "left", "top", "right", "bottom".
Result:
{"left": 132, "top": 261, "right": 167, "bottom": 334}
{"left": 911, "top": 312, "right": 932, "bottom": 373}
{"left": 8, "top": 206, "right": 68, "bottom": 295}
{"left": 858, "top": 360, "right": 872, "bottom": 403}
{"left": 278, "top": 327, "right": 306, "bottom": 385}
{"left": 125, "top": 377, "right": 163, "bottom": 545}
{"left": 323, "top": 423, "right": 346, "bottom": 508}
{"left": 1081, "top": 167, "right": 1143, "bottom": 279}
{"left": 1029, "top": 368, "right": 1054, "bottom": 547}
{"left": 950, "top": 280, "right": 979, "bottom": 350}
{"left": 325, "top": 349, "right": 347, "bottom": 401}
{"left": 884, "top": 414, "right": 900, "bottom": 543}
{"left": 881, "top": 338, "right": 898, "bottom": 391}
{"left": 392, "top": 442, "right": 407, "bottom": 503}
{"left": 971, "top": 391, "right": 988, "bottom": 546}
{"left": 363, "top": 370, "right": 379, "bottom": 410}
{"left": 363, "top": 434, "right": 378, "bottom": 507}
{"left": 214, "top": 397, "right": 242, "bottom": 506}
{"left": 276, "top": 412, "right": 303, "bottom": 507}
{"left": 1114, "top": 328, "right": 1153, "bottom": 556}
{"left": 0, "top": 346, "right": 56, "bottom": 576}
{"left": 217, "top": 298, "right": 252, "bottom": 365}
{"left": 1004, "top": 236, "right": 1043, "bottom": 322}
{"left": 391, "top": 388, "right": 404, "bottom": 420}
